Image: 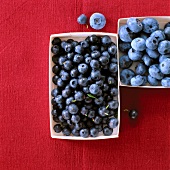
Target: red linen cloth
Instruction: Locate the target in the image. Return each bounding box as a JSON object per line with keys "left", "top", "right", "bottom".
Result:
{"left": 0, "top": 0, "right": 170, "bottom": 169}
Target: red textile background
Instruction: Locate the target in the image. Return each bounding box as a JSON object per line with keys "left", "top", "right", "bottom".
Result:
{"left": 0, "top": 0, "right": 170, "bottom": 169}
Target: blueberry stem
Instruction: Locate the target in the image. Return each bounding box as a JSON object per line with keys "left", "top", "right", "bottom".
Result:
{"left": 86, "top": 24, "right": 88, "bottom": 29}
{"left": 106, "top": 105, "right": 109, "bottom": 109}
{"left": 87, "top": 94, "right": 96, "bottom": 99}
{"left": 72, "top": 100, "right": 76, "bottom": 102}
{"left": 124, "top": 109, "right": 129, "bottom": 112}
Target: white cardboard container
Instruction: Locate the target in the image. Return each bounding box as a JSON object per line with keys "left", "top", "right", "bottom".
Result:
{"left": 49, "top": 32, "right": 120, "bottom": 140}
{"left": 117, "top": 16, "right": 170, "bottom": 88}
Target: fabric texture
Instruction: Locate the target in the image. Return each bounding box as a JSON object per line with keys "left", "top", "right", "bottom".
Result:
{"left": 0, "top": 0, "right": 170, "bottom": 169}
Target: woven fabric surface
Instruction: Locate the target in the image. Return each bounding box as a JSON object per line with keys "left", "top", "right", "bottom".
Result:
{"left": 0, "top": 0, "right": 170, "bottom": 169}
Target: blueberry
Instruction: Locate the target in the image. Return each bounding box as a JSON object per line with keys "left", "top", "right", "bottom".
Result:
{"left": 108, "top": 118, "right": 118, "bottom": 128}
{"left": 88, "top": 110, "right": 95, "bottom": 118}
{"left": 160, "top": 58, "right": 170, "bottom": 74}
{"left": 89, "top": 13, "right": 106, "bottom": 30}
{"left": 149, "top": 64, "right": 164, "bottom": 80}
{"left": 109, "top": 63, "right": 118, "bottom": 73}
{"left": 150, "top": 30, "right": 165, "bottom": 42}
{"left": 119, "top": 25, "right": 137, "bottom": 42}
{"left": 59, "top": 56, "right": 66, "bottom": 65}
{"left": 52, "top": 37, "right": 61, "bottom": 45}
{"left": 135, "top": 63, "right": 147, "bottom": 75}
{"left": 83, "top": 87, "right": 89, "bottom": 93}
{"left": 90, "top": 59, "right": 100, "bottom": 69}
{"left": 128, "top": 48, "right": 143, "bottom": 61}
{"left": 91, "top": 50, "right": 101, "bottom": 58}
{"left": 51, "top": 88, "right": 59, "bottom": 97}
{"left": 62, "top": 89, "right": 71, "bottom": 98}
{"left": 146, "top": 37, "right": 158, "bottom": 50}
{"left": 53, "top": 124, "right": 62, "bottom": 133}
{"left": 62, "top": 128, "right": 71, "bottom": 136}
{"left": 118, "top": 41, "right": 131, "bottom": 52}
{"left": 66, "top": 97, "right": 74, "bottom": 105}
{"left": 99, "top": 56, "right": 109, "bottom": 65}
{"left": 146, "top": 48, "right": 159, "bottom": 59}
{"left": 159, "top": 54, "right": 170, "bottom": 63}
{"left": 63, "top": 60, "right": 73, "bottom": 70}
{"left": 108, "top": 100, "right": 119, "bottom": 109}
{"left": 73, "top": 54, "right": 84, "bottom": 63}
{"left": 61, "top": 72, "right": 70, "bottom": 82}
{"left": 89, "top": 84, "right": 100, "bottom": 95}
{"left": 164, "top": 27, "right": 170, "bottom": 40}
{"left": 71, "top": 115, "right": 80, "bottom": 123}
{"left": 102, "top": 51, "right": 110, "bottom": 58}
{"left": 77, "top": 14, "right": 87, "bottom": 24}
{"left": 55, "top": 95, "right": 63, "bottom": 104}
{"left": 94, "top": 96, "right": 104, "bottom": 105}
{"left": 161, "top": 77, "right": 170, "bottom": 87}
{"left": 119, "top": 55, "right": 133, "bottom": 69}
{"left": 98, "top": 107, "right": 109, "bottom": 117}
{"left": 110, "top": 87, "right": 118, "bottom": 96}
{"left": 70, "top": 68, "right": 79, "bottom": 77}
{"left": 111, "top": 57, "right": 117, "bottom": 63}
{"left": 91, "top": 70, "right": 101, "bottom": 80}
{"left": 74, "top": 91, "right": 84, "bottom": 101}
{"left": 103, "top": 83, "right": 109, "bottom": 92}
{"left": 142, "top": 18, "right": 159, "bottom": 33}
{"left": 72, "top": 41, "right": 78, "bottom": 47}
{"left": 72, "top": 129, "right": 80, "bottom": 136}
{"left": 52, "top": 55, "right": 59, "bottom": 64}
{"left": 127, "top": 17, "right": 143, "bottom": 33}
{"left": 85, "top": 57, "right": 92, "bottom": 64}
{"left": 120, "top": 69, "right": 135, "bottom": 85}
{"left": 75, "top": 45, "right": 84, "bottom": 54}
{"left": 61, "top": 41, "right": 67, "bottom": 49}
{"left": 158, "top": 40, "right": 170, "bottom": 55}
{"left": 131, "top": 75, "right": 145, "bottom": 86}
{"left": 148, "top": 75, "right": 159, "bottom": 86}
{"left": 52, "top": 65, "right": 59, "bottom": 74}
{"left": 64, "top": 43, "right": 72, "bottom": 52}
{"left": 51, "top": 109, "right": 58, "bottom": 117}
{"left": 78, "top": 63, "right": 88, "bottom": 74}
{"left": 100, "top": 46, "right": 107, "bottom": 52}
{"left": 142, "top": 54, "right": 153, "bottom": 66}
{"left": 70, "top": 79, "right": 78, "bottom": 89}
{"left": 103, "top": 126, "right": 113, "bottom": 136}
{"left": 57, "top": 103, "right": 64, "bottom": 110}
{"left": 108, "top": 44, "right": 117, "bottom": 55}
{"left": 101, "top": 35, "right": 112, "bottom": 46}
{"left": 89, "top": 35, "right": 100, "bottom": 44}
{"left": 131, "top": 38, "right": 146, "bottom": 51}
{"left": 62, "top": 110, "right": 71, "bottom": 120}
{"left": 80, "top": 40, "right": 89, "bottom": 48}
{"left": 90, "top": 128, "right": 99, "bottom": 137}
{"left": 96, "top": 80, "right": 104, "bottom": 87}
{"left": 58, "top": 115, "right": 65, "bottom": 122}
{"left": 67, "top": 39, "right": 74, "bottom": 43}
{"left": 91, "top": 45, "right": 99, "bottom": 51}
{"left": 129, "top": 110, "right": 138, "bottom": 119}
{"left": 108, "top": 76, "right": 115, "bottom": 85}
{"left": 81, "top": 107, "right": 88, "bottom": 116}
{"left": 68, "top": 104, "right": 79, "bottom": 114}
{"left": 53, "top": 116, "right": 59, "bottom": 123}
{"left": 52, "top": 75, "right": 59, "bottom": 85}
{"left": 93, "top": 116, "right": 102, "bottom": 124}
{"left": 51, "top": 45, "right": 60, "bottom": 54}
{"left": 80, "top": 128, "right": 89, "bottom": 138}
{"left": 78, "top": 77, "right": 88, "bottom": 86}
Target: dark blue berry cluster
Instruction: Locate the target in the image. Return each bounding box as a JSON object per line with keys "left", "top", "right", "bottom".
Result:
{"left": 119, "top": 18, "right": 170, "bottom": 87}
{"left": 51, "top": 35, "right": 119, "bottom": 138}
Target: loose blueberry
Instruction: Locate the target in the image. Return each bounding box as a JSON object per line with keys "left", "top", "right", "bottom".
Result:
{"left": 77, "top": 14, "right": 87, "bottom": 24}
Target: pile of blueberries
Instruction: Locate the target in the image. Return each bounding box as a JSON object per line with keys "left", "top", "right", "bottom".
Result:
{"left": 51, "top": 35, "right": 119, "bottom": 138}
{"left": 119, "top": 18, "right": 170, "bottom": 87}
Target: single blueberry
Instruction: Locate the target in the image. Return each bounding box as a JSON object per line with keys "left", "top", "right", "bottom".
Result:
{"left": 53, "top": 124, "right": 62, "bottom": 133}
{"left": 89, "top": 84, "right": 100, "bottom": 95}
{"left": 150, "top": 30, "right": 165, "bottom": 42}
{"left": 119, "top": 55, "right": 133, "bottom": 69}
{"left": 118, "top": 41, "right": 131, "bottom": 52}
{"left": 90, "top": 128, "right": 99, "bottom": 137}
{"left": 89, "top": 13, "right": 106, "bottom": 30}
{"left": 135, "top": 63, "right": 147, "bottom": 75}
{"left": 78, "top": 77, "right": 88, "bottom": 86}
{"left": 146, "top": 37, "right": 158, "bottom": 50}
{"left": 148, "top": 75, "right": 159, "bottom": 86}
{"left": 51, "top": 45, "right": 60, "bottom": 54}
{"left": 131, "top": 75, "right": 145, "bottom": 86}
{"left": 103, "top": 126, "right": 113, "bottom": 136}
{"left": 164, "top": 27, "right": 170, "bottom": 40}
{"left": 127, "top": 17, "right": 143, "bottom": 33}
{"left": 128, "top": 48, "right": 143, "bottom": 61}
{"left": 159, "top": 58, "right": 170, "bottom": 74}
{"left": 142, "top": 54, "right": 153, "bottom": 66}
{"left": 149, "top": 64, "right": 164, "bottom": 80}
{"left": 70, "top": 79, "right": 78, "bottom": 89}
{"left": 108, "top": 118, "right": 118, "bottom": 128}
{"left": 109, "top": 63, "right": 118, "bottom": 73}
{"left": 77, "top": 14, "right": 87, "bottom": 24}
{"left": 120, "top": 69, "right": 135, "bottom": 85}
{"left": 146, "top": 48, "right": 159, "bottom": 59}
{"left": 158, "top": 40, "right": 170, "bottom": 55}
{"left": 142, "top": 18, "right": 159, "bottom": 33}
{"left": 62, "top": 110, "right": 71, "bottom": 120}
{"left": 78, "top": 63, "right": 88, "bottom": 74}
{"left": 52, "top": 37, "right": 61, "bottom": 45}
{"left": 68, "top": 104, "right": 79, "bottom": 114}
{"left": 161, "top": 77, "right": 170, "bottom": 87}
{"left": 62, "top": 128, "right": 71, "bottom": 136}
{"left": 108, "top": 100, "right": 119, "bottom": 109}
{"left": 80, "top": 128, "right": 89, "bottom": 138}
{"left": 131, "top": 38, "right": 146, "bottom": 51}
